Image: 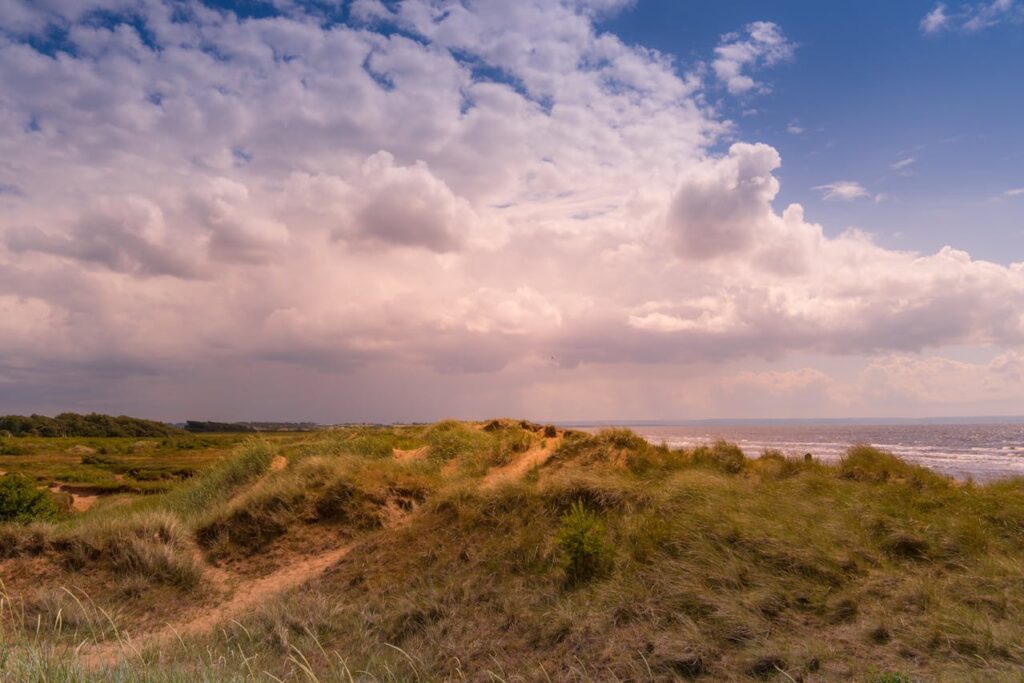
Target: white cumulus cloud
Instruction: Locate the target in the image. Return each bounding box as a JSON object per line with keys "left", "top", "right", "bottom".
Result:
{"left": 712, "top": 21, "right": 795, "bottom": 95}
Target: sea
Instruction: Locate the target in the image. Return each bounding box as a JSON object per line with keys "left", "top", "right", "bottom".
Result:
{"left": 568, "top": 421, "right": 1024, "bottom": 482}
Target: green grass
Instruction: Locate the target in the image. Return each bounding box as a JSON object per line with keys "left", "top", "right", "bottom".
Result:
{"left": 0, "top": 433, "right": 263, "bottom": 497}
{"left": 3, "top": 423, "right": 1024, "bottom": 680}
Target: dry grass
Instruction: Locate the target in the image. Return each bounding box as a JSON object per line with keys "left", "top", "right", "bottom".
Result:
{"left": 3, "top": 423, "right": 1024, "bottom": 681}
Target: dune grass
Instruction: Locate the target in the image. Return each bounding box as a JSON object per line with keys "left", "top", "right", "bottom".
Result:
{"left": 2, "top": 423, "right": 1024, "bottom": 680}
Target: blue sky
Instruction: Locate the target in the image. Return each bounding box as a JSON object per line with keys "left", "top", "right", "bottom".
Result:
{"left": 606, "top": 0, "right": 1024, "bottom": 261}
{"left": 1, "top": 0, "right": 1023, "bottom": 421}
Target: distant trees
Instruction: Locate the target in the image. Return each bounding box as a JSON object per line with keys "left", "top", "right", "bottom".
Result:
{"left": 184, "top": 421, "right": 256, "bottom": 433}
{"left": 183, "top": 421, "right": 318, "bottom": 432}
{"left": 0, "top": 413, "right": 183, "bottom": 438}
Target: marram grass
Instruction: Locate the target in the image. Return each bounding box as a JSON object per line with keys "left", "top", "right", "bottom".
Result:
{"left": 2, "top": 422, "right": 1024, "bottom": 681}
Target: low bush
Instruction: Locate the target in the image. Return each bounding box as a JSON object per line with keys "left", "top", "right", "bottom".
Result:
{"left": 556, "top": 500, "right": 609, "bottom": 584}
{"left": 0, "top": 473, "right": 59, "bottom": 523}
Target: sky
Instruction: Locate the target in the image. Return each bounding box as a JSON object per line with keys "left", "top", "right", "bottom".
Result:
{"left": 0, "top": 0, "right": 1022, "bottom": 423}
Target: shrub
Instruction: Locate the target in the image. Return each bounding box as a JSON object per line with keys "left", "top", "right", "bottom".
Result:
{"left": 556, "top": 500, "right": 608, "bottom": 584}
{"left": 0, "top": 474, "right": 59, "bottom": 523}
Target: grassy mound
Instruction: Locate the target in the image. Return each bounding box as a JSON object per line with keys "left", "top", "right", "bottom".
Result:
{"left": 1, "top": 423, "right": 1023, "bottom": 681}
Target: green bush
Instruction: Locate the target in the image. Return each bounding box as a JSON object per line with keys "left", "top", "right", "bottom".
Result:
{"left": 0, "top": 473, "right": 60, "bottom": 523}
{"left": 556, "top": 500, "right": 608, "bottom": 584}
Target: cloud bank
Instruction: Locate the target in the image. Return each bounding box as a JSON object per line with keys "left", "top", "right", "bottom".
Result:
{"left": 0, "top": 0, "right": 1022, "bottom": 419}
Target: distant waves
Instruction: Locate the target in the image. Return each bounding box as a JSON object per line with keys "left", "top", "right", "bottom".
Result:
{"left": 579, "top": 423, "right": 1024, "bottom": 481}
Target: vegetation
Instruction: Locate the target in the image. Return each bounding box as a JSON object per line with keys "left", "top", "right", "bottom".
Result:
{"left": 1, "top": 421, "right": 1023, "bottom": 681}
{"left": 556, "top": 500, "right": 608, "bottom": 584}
{"left": 0, "top": 432, "right": 266, "bottom": 497}
{"left": 184, "top": 420, "right": 257, "bottom": 433}
{"left": 0, "top": 412, "right": 182, "bottom": 438}
{"left": 183, "top": 420, "right": 323, "bottom": 433}
{"left": 0, "top": 473, "right": 59, "bottom": 522}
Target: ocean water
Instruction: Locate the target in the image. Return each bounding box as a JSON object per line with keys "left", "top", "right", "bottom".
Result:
{"left": 575, "top": 423, "right": 1024, "bottom": 481}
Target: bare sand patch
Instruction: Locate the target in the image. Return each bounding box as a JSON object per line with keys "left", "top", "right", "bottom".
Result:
{"left": 393, "top": 446, "right": 429, "bottom": 462}
{"left": 48, "top": 483, "right": 102, "bottom": 512}
{"left": 482, "top": 433, "right": 562, "bottom": 488}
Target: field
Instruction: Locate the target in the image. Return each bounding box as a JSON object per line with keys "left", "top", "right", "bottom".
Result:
{"left": 2, "top": 421, "right": 1024, "bottom": 681}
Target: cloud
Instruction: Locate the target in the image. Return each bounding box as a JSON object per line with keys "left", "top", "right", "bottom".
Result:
{"left": 892, "top": 156, "right": 916, "bottom": 171}
{"left": 861, "top": 351, "right": 1024, "bottom": 403}
{"left": 813, "top": 181, "right": 871, "bottom": 201}
{"left": 963, "top": 0, "right": 1021, "bottom": 31}
{"left": 342, "top": 152, "right": 476, "bottom": 252}
{"left": 667, "top": 143, "right": 782, "bottom": 259}
{"left": 0, "top": 2, "right": 1023, "bottom": 419}
{"left": 712, "top": 21, "right": 795, "bottom": 95}
{"left": 921, "top": 4, "right": 950, "bottom": 33}
{"left": 1004, "top": 187, "right": 1024, "bottom": 197}
{"left": 6, "top": 195, "right": 201, "bottom": 278}
{"left": 921, "top": 0, "right": 1023, "bottom": 33}
{"left": 786, "top": 121, "right": 804, "bottom": 135}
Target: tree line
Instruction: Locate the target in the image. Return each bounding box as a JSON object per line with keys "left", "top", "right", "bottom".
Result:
{"left": 0, "top": 413, "right": 183, "bottom": 438}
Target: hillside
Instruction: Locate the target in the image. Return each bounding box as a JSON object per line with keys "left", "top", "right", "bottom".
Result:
{"left": 1, "top": 420, "right": 1023, "bottom": 681}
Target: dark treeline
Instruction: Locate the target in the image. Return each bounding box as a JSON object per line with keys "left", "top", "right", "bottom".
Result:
{"left": 183, "top": 421, "right": 320, "bottom": 433}
{"left": 0, "top": 413, "right": 183, "bottom": 438}
{"left": 184, "top": 421, "right": 257, "bottom": 433}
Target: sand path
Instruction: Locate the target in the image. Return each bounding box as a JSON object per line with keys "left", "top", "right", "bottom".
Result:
{"left": 81, "top": 542, "right": 356, "bottom": 668}
{"left": 481, "top": 434, "right": 562, "bottom": 488}
{"left": 48, "top": 484, "right": 101, "bottom": 512}
{"left": 81, "top": 453, "right": 416, "bottom": 669}
{"left": 393, "top": 446, "right": 429, "bottom": 462}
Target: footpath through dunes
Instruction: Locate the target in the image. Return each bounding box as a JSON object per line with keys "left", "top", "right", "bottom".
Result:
{"left": 81, "top": 542, "right": 360, "bottom": 668}
{"left": 81, "top": 451, "right": 419, "bottom": 668}
{"left": 7, "top": 423, "right": 1024, "bottom": 680}
{"left": 481, "top": 431, "right": 563, "bottom": 487}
